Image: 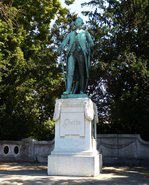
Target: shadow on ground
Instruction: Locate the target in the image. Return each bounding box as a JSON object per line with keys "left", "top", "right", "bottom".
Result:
{"left": 0, "top": 163, "right": 149, "bottom": 185}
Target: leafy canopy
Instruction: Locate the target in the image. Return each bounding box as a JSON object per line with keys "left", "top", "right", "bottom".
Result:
{"left": 83, "top": 0, "right": 149, "bottom": 138}
{"left": 0, "top": 0, "right": 74, "bottom": 140}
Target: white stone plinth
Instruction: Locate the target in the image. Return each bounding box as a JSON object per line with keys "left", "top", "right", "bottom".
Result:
{"left": 48, "top": 153, "right": 102, "bottom": 176}
{"left": 48, "top": 98, "right": 102, "bottom": 176}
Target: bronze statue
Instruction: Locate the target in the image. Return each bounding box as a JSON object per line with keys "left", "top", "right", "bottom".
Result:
{"left": 59, "top": 17, "right": 94, "bottom": 95}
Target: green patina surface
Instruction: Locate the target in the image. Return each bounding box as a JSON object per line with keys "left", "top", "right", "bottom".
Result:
{"left": 59, "top": 17, "right": 94, "bottom": 96}
{"left": 61, "top": 93, "right": 88, "bottom": 99}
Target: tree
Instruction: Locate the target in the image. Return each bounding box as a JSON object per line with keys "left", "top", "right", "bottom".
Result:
{"left": 82, "top": 0, "right": 149, "bottom": 138}
{"left": 0, "top": 0, "right": 75, "bottom": 140}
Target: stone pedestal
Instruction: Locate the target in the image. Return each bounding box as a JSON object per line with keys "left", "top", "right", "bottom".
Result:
{"left": 48, "top": 97, "right": 102, "bottom": 176}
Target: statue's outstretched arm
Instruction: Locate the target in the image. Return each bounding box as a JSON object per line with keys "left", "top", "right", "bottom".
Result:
{"left": 59, "top": 33, "right": 70, "bottom": 53}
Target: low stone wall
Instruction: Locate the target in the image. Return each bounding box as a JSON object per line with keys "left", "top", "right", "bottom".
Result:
{"left": 98, "top": 134, "right": 149, "bottom": 165}
{"left": 0, "top": 135, "right": 149, "bottom": 164}
{"left": 0, "top": 138, "right": 54, "bottom": 163}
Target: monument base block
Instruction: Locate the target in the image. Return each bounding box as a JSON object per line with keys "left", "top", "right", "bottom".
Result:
{"left": 48, "top": 153, "right": 102, "bottom": 176}
{"left": 48, "top": 98, "right": 102, "bottom": 176}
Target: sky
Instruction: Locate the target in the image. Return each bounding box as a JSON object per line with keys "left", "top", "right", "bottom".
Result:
{"left": 60, "top": 0, "right": 91, "bottom": 21}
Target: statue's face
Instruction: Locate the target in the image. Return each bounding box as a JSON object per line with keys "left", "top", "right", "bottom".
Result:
{"left": 75, "top": 17, "right": 84, "bottom": 28}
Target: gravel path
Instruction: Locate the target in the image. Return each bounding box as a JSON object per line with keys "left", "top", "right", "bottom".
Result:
{"left": 0, "top": 163, "right": 149, "bottom": 185}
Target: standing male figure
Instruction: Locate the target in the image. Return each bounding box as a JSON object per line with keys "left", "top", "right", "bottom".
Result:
{"left": 59, "top": 17, "right": 94, "bottom": 95}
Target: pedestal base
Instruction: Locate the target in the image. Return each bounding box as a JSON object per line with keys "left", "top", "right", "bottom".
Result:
{"left": 48, "top": 153, "right": 102, "bottom": 176}
{"left": 48, "top": 98, "right": 102, "bottom": 176}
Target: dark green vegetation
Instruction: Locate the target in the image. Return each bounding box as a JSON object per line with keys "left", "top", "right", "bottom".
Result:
{"left": 0, "top": 0, "right": 75, "bottom": 140}
{"left": 82, "top": 0, "right": 149, "bottom": 140}
{"left": 0, "top": 0, "right": 148, "bottom": 140}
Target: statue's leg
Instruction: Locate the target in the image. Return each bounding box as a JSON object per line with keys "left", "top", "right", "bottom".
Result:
{"left": 63, "top": 55, "right": 75, "bottom": 94}
{"left": 77, "top": 54, "right": 85, "bottom": 93}
{"left": 73, "top": 80, "right": 79, "bottom": 94}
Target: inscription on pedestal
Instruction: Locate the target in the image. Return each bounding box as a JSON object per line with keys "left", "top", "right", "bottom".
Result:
{"left": 62, "top": 119, "right": 80, "bottom": 128}
{"left": 60, "top": 112, "right": 84, "bottom": 137}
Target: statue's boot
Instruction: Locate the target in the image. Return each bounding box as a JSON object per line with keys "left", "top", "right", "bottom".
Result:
{"left": 63, "top": 75, "right": 73, "bottom": 94}
{"left": 80, "top": 77, "right": 84, "bottom": 94}
{"left": 73, "top": 81, "right": 79, "bottom": 94}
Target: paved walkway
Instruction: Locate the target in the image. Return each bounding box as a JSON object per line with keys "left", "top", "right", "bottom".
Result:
{"left": 0, "top": 163, "right": 149, "bottom": 185}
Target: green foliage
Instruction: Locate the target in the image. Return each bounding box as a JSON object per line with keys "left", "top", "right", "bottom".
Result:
{"left": 106, "top": 53, "right": 149, "bottom": 134}
{"left": 0, "top": 0, "right": 72, "bottom": 140}
{"left": 83, "top": 0, "right": 149, "bottom": 136}
{"left": 30, "top": 120, "right": 55, "bottom": 141}
{"left": 83, "top": 0, "right": 149, "bottom": 62}
{"left": 65, "top": 0, "right": 75, "bottom": 6}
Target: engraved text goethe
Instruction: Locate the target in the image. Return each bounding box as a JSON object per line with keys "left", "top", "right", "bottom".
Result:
{"left": 62, "top": 119, "right": 80, "bottom": 128}
{"left": 60, "top": 112, "right": 84, "bottom": 137}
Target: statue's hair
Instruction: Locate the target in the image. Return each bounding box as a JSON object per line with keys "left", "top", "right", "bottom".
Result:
{"left": 75, "top": 17, "right": 84, "bottom": 25}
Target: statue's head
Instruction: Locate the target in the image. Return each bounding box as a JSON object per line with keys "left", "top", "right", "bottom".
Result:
{"left": 75, "top": 17, "right": 84, "bottom": 28}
